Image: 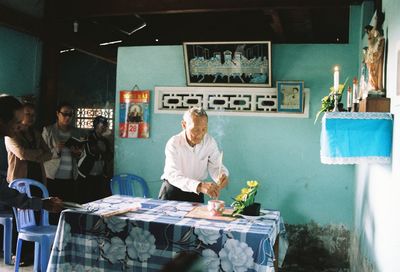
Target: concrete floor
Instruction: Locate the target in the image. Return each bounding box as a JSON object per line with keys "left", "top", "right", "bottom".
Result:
{"left": 0, "top": 256, "right": 33, "bottom": 271}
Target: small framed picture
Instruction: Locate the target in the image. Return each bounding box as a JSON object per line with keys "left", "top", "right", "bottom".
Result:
{"left": 277, "top": 81, "right": 304, "bottom": 112}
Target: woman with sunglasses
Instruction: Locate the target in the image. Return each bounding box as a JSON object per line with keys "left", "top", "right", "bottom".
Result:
{"left": 42, "top": 102, "right": 83, "bottom": 222}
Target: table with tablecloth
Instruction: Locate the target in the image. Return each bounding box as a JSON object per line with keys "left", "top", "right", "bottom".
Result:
{"left": 47, "top": 195, "right": 288, "bottom": 272}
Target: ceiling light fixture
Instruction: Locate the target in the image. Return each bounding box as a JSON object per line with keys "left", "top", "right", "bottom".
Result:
{"left": 99, "top": 40, "right": 123, "bottom": 46}
{"left": 73, "top": 20, "right": 79, "bottom": 33}
{"left": 119, "top": 14, "right": 147, "bottom": 36}
{"left": 60, "top": 48, "right": 75, "bottom": 54}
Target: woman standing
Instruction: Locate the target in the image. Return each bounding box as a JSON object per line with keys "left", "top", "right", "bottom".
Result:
{"left": 42, "top": 102, "right": 82, "bottom": 205}
{"left": 5, "top": 103, "right": 52, "bottom": 184}
{"left": 5, "top": 102, "right": 54, "bottom": 266}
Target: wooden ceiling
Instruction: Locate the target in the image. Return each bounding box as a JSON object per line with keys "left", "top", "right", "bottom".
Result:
{"left": 0, "top": 0, "right": 367, "bottom": 64}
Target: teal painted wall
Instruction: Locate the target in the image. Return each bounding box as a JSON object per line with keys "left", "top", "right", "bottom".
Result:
{"left": 352, "top": 0, "right": 400, "bottom": 271}
{"left": 115, "top": 7, "right": 361, "bottom": 227}
{"left": 0, "top": 26, "right": 42, "bottom": 172}
{"left": 0, "top": 26, "right": 42, "bottom": 96}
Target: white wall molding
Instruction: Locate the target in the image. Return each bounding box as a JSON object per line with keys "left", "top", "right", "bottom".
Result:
{"left": 154, "top": 86, "right": 310, "bottom": 118}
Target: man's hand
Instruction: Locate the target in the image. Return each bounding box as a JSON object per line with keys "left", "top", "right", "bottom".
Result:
{"left": 42, "top": 197, "right": 63, "bottom": 213}
{"left": 197, "top": 182, "right": 220, "bottom": 199}
{"left": 217, "top": 173, "right": 229, "bottom": 189}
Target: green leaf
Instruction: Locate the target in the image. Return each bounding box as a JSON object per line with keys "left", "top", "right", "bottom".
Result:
{"left": 314, "top": 110, "right": 324, "bottom": 124}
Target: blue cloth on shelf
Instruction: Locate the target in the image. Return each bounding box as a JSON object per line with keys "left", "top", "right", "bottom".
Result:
{"left": 321, "top": 112, "right": 393, "bottom": 164}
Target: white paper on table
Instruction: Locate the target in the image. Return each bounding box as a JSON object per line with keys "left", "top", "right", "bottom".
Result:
{"left": 165, "top": 210, "right": 188, "bottom": 217}
{"left": 176, "top": 203, "right": 196, "bottom": 211}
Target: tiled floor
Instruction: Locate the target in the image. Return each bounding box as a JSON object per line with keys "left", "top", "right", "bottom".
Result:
{"left": 0, "top": 256, "right": 34, "bottom": 271}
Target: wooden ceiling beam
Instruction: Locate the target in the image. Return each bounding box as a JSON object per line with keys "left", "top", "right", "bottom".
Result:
{"left": 54, "top": 31, "right": 117, "bottom": 64}
{"left": 48, "top": 0, "right": 364, "bottom": 19}
{"left": 60, "top": 42, "right": 117, "bottom": 64}
{"left": 0, "top": 3, "right": 115, "bottom": 64}
{"left": 264, "top": 9, "right": 285, "bottom": 42}
{"left": 0, "top": 2, "right": 116, "bottom": 64}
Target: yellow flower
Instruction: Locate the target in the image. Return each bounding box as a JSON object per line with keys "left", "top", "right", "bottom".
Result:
{"left": 231, "top": 180, "right": 261, "bottom": 215}
{"left": 235, "top": 194, "right": 244, "bottom": 201}
{"left": 247, "top": 180, "right": 258, "bottom": 188}
{"left": 235, "top": 193, "right": 247, "bottom": 201}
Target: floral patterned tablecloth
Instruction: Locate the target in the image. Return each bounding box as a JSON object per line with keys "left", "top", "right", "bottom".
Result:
{"left": 47, "top": 195, "right": 287, "bottom": 272}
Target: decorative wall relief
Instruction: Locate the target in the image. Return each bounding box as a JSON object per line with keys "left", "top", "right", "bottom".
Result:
{"left": 154, "top": 86, "right": 310, "bottom": 118}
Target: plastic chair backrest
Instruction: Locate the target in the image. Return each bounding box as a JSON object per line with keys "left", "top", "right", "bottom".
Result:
{"left": 9, "top": 179, "right": 50, "bottom": 232}
{"left": 110, "top": 173, "right": 149, "bottom": 198}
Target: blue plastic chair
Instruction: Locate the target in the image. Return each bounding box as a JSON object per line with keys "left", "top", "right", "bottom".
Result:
{"left": 0, "top": 170, "right": 13, "bottom": 265}
{"left": 9, "top": 179, "right": 57, "bottom": 272}
{"left": 110, "top": 173, "right": 149, "bottom": 198}
{"left": 0, "top": 212, "right": 13, "bottom": 265}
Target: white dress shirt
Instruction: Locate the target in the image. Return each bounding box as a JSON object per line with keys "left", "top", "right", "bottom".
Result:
{"left": 161, "top": 131, "right": 229, "bottom": 194}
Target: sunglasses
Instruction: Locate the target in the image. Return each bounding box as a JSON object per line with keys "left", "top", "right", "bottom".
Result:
{"left": 59, "top": 111, "right": 74, "bottom": 117}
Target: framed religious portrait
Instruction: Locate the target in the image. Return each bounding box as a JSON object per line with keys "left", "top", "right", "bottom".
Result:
{"left": 183, "top": 41, "right": 271, "bottom": 87}
{"left": 277, "top": 81, "right": 304, "bottom": 113}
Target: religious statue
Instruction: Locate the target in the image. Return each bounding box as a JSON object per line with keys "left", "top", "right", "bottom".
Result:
{"left": 359, "top": 46, "right": 369, "bottom": 99}
{"left": 364, "top": 24, "right": 385, "bottom": 96}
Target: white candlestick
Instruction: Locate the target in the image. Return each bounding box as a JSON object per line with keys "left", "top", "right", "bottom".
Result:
{"left": 333, "top": 66, "right": 340, "bottom": 92}
{"left": 347, "top": 86, "right": 352, "bottom": 110}
{"left": 353, "top": 78, "right": 359, "bottom": 103}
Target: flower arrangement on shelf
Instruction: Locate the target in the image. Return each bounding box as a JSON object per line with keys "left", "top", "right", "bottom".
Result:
{"left": 314, "top": 77, "right": 349, "bottom": 124}
{"left": 231, "top": 180, "right": 260, "bottom": 216}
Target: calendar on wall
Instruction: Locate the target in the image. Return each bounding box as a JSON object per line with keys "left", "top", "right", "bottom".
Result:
{"left": 119, "top": 90, "right": 150, "bottom": 138}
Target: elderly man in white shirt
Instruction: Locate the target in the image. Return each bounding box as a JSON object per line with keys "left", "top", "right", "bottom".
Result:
{"left": 159, "top": 107, "right": 229, "bottom": 203}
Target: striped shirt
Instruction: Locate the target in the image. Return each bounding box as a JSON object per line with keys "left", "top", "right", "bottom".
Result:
{"left": 55, "top": 130, "right": 73, "bottom": 179}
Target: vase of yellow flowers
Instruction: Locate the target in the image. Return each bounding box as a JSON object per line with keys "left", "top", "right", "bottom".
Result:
{"left": 231, "top": 180, "right": 260, "bottom": 216}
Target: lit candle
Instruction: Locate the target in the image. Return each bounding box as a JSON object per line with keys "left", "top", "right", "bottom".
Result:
{"left": 333, "top": 66, "right": 340, "bottom": 92}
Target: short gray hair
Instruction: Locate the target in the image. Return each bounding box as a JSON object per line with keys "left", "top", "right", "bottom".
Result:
{"left": 183, "top": 107, "right": 208, "bottom": 123}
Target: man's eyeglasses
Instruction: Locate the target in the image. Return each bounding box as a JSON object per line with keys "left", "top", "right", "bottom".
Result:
{"left": 59, "top": 111, "right": 74, "bottom": 117}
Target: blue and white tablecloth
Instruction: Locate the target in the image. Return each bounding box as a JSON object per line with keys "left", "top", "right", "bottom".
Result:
{"left": 47, "top": 195, "right": 287, "bottom": 272}
{"left": 321, "top": 112, "right": 393, "bottom": 164}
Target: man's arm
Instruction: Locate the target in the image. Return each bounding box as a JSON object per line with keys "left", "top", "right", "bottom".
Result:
{"left": 0, "top": 179, "right": 63, "bottom": 212}
{"left": 5, "top": 136, "right": 50, "bottom": 163}
{"left": 0, "top": 178, "right": 42, "bottom": 210}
